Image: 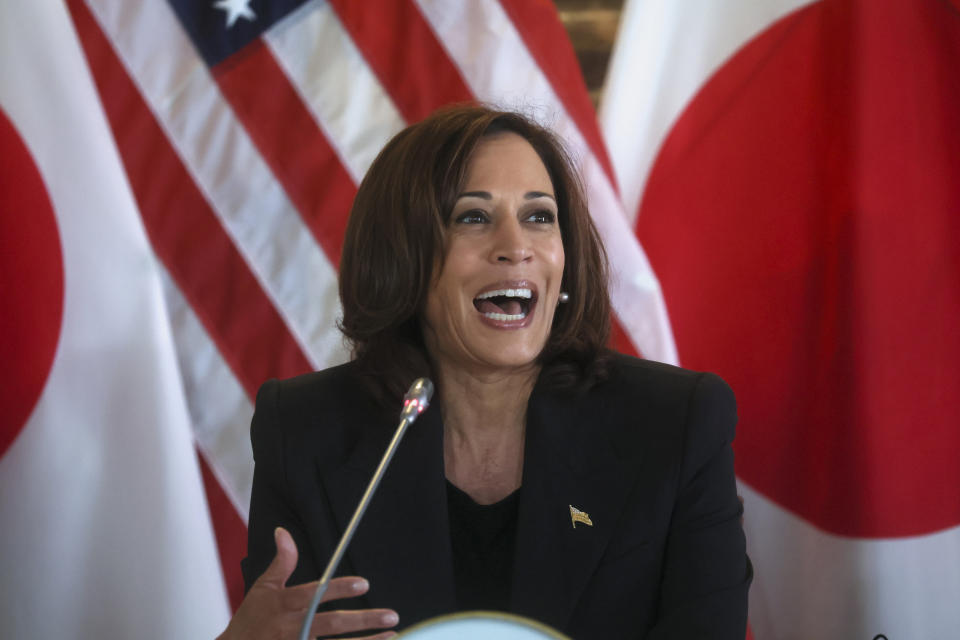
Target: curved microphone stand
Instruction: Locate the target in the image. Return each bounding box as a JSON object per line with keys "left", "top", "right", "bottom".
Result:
{"left": 298, "top": 378, "right": 435, "bottom": 640}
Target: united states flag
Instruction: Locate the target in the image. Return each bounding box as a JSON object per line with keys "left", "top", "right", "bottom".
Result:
{"left": 1, "top": 1, "right": 674, "bottom": 636}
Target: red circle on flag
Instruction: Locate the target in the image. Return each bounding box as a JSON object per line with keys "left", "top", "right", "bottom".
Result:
{"left": 0, "top": 107, "right": 65, "bottom": 457}
{"left": 638, "top": 1, "right": 960, "bottom": 537}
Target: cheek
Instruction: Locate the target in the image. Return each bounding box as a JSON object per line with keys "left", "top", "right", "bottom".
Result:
{"left": 549, "top": 241, "right": 566, "bottom": 282}
{"left": 424, "top": 280, "right": 464, "bottom": 334}
{"left": 422, "top": 284, "right": 446, "bottom": 335}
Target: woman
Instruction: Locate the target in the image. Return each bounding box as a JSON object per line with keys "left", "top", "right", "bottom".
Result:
{"left": 220, "top": 106, "right": 750, "bottom": 639}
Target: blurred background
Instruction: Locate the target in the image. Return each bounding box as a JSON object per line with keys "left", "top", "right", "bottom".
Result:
{"left": 557, "top": 0, "right": 623, "bottom": 107}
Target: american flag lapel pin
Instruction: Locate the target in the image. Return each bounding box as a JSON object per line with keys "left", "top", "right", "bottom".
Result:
{"left": 569, "top": 505, "right": 593, "bottom": 528}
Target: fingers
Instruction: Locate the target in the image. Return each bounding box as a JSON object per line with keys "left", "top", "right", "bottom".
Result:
{"left": 321, "top": 576, "right": 371, "bottom": 603}
{"left": 228, "top": 534, "right": 394, "bottom": 640}
{"left": 309, "top": 608, "right": 398, "bottom": 639}
{"left": 257, "top": 526, "right": 299, "bottom": 590}
{"left": 280, "top": 576, "right": 370, "bottom": 611}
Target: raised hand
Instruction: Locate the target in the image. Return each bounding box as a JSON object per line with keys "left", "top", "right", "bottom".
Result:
{"left": 218, "top": 527, "right": 398, "bottom": 640}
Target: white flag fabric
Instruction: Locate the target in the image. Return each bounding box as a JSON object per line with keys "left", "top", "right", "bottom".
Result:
{"left": 601, "top": 0, "right": 960, "bottom": 638}
{"left": 0, "top": 1, "right": 230, "bottom": 638}
{"left": 2, "top": 0, "right": 676, "bottom": 635}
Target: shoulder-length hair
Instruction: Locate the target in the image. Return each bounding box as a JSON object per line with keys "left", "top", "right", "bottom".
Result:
{"left": 338, "top": 104, "right": 610, "bottom": 405}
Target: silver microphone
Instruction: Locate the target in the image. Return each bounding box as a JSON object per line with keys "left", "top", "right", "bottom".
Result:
{"left": 400, "top": 377, "right": 434, "bottom": 421}
{"left": 299, "top": 378, "right": 434, "bottom": 640}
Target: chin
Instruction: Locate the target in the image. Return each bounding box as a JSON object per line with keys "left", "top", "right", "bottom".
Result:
{"left": 478, "top": 343, "right": 546, "bottom": 373}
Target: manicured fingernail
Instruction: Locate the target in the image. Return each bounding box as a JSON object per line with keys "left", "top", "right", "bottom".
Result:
{"left": 382, "top": 611, "right": 399, "bottom": 626}
{"left": 352, "top": 578, "right": 369, "bottom": 592}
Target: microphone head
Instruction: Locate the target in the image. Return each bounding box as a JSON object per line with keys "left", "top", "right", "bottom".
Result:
{"left": 401, "top": 377, "right": 434, "bottom": 421}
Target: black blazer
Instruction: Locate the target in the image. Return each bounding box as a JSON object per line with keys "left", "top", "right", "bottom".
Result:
{"left": 241, "top": 354, "right": 751, "bottom": 639}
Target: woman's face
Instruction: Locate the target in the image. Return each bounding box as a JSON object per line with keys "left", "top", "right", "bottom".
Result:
{"left": 422, "top": 132, "right": 565, "bottom": 378}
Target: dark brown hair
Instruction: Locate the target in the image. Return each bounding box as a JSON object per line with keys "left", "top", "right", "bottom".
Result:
{"left": 338, "top": 104, "right": 610, "bottom": 405}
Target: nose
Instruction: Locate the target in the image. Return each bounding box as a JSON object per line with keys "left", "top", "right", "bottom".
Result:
{"left": 491, "top": 216, "right": 531, "bottom": 264}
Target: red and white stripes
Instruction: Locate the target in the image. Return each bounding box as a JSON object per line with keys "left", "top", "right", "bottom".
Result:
{"left": 66, "top": 0, "right": 676, "bottom": 610}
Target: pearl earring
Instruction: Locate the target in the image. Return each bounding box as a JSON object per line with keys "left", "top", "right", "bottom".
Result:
{"left": 558, "top": 292, "right": 570, "bottom": 303}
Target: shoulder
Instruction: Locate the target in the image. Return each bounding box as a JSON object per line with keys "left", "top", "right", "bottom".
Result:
{"left": 251, "top": 361, "right": 388, "bottom": 465}
{"left": 255, "top": 360, "right": 388, "bottom": 421}
{"left": 256, "top": 360, "right": 364, "bottom": 410}
{"left": 594, "top": 352, "right": 735, "bottom": 422}
{"left": 584, "top": 352, "right": 738, "bottom": 467}
{"left": 601, "top": 350, "right": 726, "bottom": 385}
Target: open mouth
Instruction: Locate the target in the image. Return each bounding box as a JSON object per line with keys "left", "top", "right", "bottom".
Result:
{"left": 473, "top": 287, "right": 535, "bottom": 322}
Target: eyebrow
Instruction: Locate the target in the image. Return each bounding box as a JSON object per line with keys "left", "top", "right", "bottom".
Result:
{"left": 457, "top": 190, "right": 556, "bottom": 201}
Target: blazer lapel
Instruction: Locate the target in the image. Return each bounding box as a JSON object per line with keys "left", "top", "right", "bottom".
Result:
{"left": 511, "top": 386, "right": 634, "bottom": 631}
{"left": 321, "top": 403, "right": 457, "bottom": 627}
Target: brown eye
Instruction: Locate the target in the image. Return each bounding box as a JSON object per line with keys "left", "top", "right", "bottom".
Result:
{"left": 454, "top": 210, "right": 490, "bottom": 224}
{"left": 526, "top": 210, "right": 556, "bottom": 224}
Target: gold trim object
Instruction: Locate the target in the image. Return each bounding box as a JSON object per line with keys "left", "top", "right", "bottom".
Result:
{"left": 569, "top": 505, "right": 593, "bottom": 528}
{"left": 397, "top": 610, "right": 571, "bottom": 639}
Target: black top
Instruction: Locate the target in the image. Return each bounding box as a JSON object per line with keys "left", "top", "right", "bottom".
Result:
{"left": 446, "top": 480, "right": 520, "bottom": 611}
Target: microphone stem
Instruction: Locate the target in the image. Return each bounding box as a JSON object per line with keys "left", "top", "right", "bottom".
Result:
{"left": 298, "top": 413, "right": 415, "bottom": 640}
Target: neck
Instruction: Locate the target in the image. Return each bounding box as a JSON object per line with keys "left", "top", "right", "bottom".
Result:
{"left": 434, "top": 361, "right": 538, "bottom": 504}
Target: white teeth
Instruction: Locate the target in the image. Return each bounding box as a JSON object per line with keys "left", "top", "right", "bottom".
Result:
{"left": 483, "top": 312, "right": 527, "bottom": 321}
{"left": 476, "top": 288, "right": 532, "bottom": 300}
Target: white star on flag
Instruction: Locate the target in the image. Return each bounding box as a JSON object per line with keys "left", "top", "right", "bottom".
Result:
{"left": 213, "top": 0, "right": 255, "bottom": 29}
